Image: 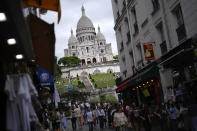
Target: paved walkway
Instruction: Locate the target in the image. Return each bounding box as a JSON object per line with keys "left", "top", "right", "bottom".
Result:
{"left": 65, "top": 119, "right": 161, "bottom": 131}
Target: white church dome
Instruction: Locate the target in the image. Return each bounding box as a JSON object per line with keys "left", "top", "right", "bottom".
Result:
{"left": 96, "top": 26, "right": 105, "bottom": 40}
{"left": 68, "top": 29, "right": 77, "bottom": 43}
{"left": 77, "top": 6, "right": 94, "bottom": 30}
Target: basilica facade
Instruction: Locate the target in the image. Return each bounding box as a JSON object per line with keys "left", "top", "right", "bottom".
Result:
{"left": 64, "top": 6, "right": 113, "bottom": 65}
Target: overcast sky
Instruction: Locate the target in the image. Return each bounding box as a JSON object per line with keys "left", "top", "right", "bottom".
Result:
{"left": 40, "top": 0, "right": 118, "bottom": 59}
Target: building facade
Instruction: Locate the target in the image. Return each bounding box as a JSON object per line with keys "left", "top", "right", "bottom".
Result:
{"left": 111, "top": 0, "right": 197, "bottom": 104}
{"left": 64, "top": 6, "right": 113, "bottom": 65}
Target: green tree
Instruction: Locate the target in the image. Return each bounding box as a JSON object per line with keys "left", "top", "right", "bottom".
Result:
{"left": 89, "top": 98, "right": 99, "bottom": 105}
{"left": 106, "top": 94, "right": 118, "bottom": 104}
{"left": 54, "top": 56, "right": 62, "bottom": 79}
{"left": 113, "top": 55, "right": 119, "bottom": 60}
{"left": 99, "top": 94, "right": 106, "bottom": 103}
{"left": 58, "top": 56, "right": 81, "bottom": 67}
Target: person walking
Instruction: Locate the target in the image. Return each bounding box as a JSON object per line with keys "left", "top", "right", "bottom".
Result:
{"left": 92, "top": 107, "right": 97, "bottom": 128}
{"left": 55, "top": 108, "right": 61, "bottom": 131}
{"left": 130, "top": 102, "right": 141, "bottom": 131}
{"left": 167, "top": 100, "right": 180, "bottom": 131}
{"left": 71, "top": 107, "right": 77, "bottom": 130}
{"left": 80, "top": 107, "right": 85, "bottom": 127}
{"left": 140, "top": 104, "right": 151, "bottom": 131}
{"left": 61, "top": 111, "right": 67, "bottom": 131}
{"left": 98, "top": 106, "right": 105, "bottom": 129}
{"left": 74, "top": 105, "right": 81, "bottom": 128}
{"left": 113, "top": 106, "right": 128, "bottom": 131}
{"left": 87, "top": 108, "right": 94, "bottom": 131}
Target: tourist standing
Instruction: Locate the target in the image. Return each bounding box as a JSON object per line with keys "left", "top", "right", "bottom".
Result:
{"left": 87, "top": 108, "right": 94, "bottom": 131}
{"left": 80, "top": 107, "right": 85, "bottom": 126}
{"left": 167, "top": 100, "right": 180, "bottom": 131}
{"left": 98, "top": 106, "right": 105, "bottom": 129}
{"left": 74, "top": 105, "right": 81, "bottom": 128}
{"left": 61, "top": 111, "right": 67, "bottom": 131}
{"left": 55, "top": 108, "right": 61, "bottom": 131}
{"left": 113, "top": 106, "right": 128, "bottom": 131}
{"left": 71, "top": 107, "right": 77, "bottom": 130}
{"left": 130, "top": 102, "right": 141, "bottom": 131}
{"left": 92, "top": 107, "right": 97, "bottom": 127}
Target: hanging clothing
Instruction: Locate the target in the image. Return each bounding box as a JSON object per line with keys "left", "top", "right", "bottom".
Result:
{"left": 5, "top": 74, "right": 39, "bottom": 131}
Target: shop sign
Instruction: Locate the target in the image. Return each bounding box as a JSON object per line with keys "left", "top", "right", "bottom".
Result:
{"left": 37, "top": 67, "right": 54, "bottom": 87}
{"left": 143, "top": 43, "right": 155, "bottom": 60}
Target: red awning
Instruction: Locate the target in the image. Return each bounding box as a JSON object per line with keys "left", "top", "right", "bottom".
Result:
{"left": 116, "top": 78, "right": 132, "bottom": 93}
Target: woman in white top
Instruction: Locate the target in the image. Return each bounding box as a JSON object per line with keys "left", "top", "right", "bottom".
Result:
{"left": 113, "top": 106, "right": 128, "bottom": 131}
{"left": 87, "top": 108, "right": 94, "bottom": 131}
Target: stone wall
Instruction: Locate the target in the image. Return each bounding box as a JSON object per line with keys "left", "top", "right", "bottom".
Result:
{"left": 61, "top": 63, "right": 120, "bottom": 78}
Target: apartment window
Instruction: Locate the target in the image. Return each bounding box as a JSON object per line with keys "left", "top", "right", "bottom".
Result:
{"left": 174, "top": 6, "right": 184, "bottom": 26}
{"left": 160, "top": 41, "right": 167, "bottom": 55}
{"left": 129, "top": 50, "right": 135, "bottom": 65}
{"left": 132, "top": 7, "right": 137, "bottom": 19}
{"left": 174, "top": 5, "right": 186, "bottom": 42}
{"left": 122, "top": 56, "right": 126, "bottom": 65}
{"left": 156, "top": 22, "right": 165, "bottom": 41}
{"left": 120, "top": 41, "right": 124, "bottom": 52}
{"left": 117, "top": 11, "right": 120, "bottom": 18}
{"left": 134, "top": 22, "right": 139, "bottom": 35}
{"left": 123, "top": 70, "right": 127, "bottom": 77}
{"left": 123, "top": 0, "right": 126, "bottom": 7}
{"left": 127, "top": 31, "right": 131, "bottom": 43}
{"left": 136, "top": 43, "right": 143, "bottom": 62}
{"left": 152, "top": 0, "right": 160, "bottom": 12}
{"left": 86, "top": 47, "right": 89, "bottom": 53}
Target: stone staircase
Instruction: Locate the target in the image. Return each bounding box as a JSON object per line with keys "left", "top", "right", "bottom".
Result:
{"left": 80, "top": 75, "right": 94, "bottom": 89}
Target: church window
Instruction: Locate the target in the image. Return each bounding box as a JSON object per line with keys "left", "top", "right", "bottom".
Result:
{"left": 86, "top": 47, "right": 89, "bottom": 53}
{"left": 101, "top": 49, "right": 104, "bottom": 53}
{"left": 73, "top": 53, "right": 76, "bottom": 56}
{"left": 100, "top": 42, "right": 103, "bottom": 45}
{"left": 80, "top": 37, "right": 82, "bottom": 42}
{"left": 72, "top": 46, "right": 75, "bottom": 49}
{"left": 82, "top": 36, "right": 85, "bottom": 41}
{"left": 88, "top": 36, "right": 90, "bottom": 40}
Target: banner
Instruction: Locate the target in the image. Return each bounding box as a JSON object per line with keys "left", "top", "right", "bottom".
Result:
{"left": 37, "top": 67, "right": 54, "bottom": 87}
{"left": 143, "top": 43, "right": 155, "bottom": 60}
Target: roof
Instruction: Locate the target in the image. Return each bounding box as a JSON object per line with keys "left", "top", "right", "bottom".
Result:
{"left": 77, "top": 6, "right": 94, "bottom": 30}
{"left": 96, "top": 25, "right": 105, "bottom": 40}
{"left": 68, "top": 29, "right": 77, "bottom": 44}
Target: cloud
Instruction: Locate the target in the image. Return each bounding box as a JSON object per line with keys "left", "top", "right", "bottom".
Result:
{"left": 41, "top": 0, "right": 118, "bottom": 59}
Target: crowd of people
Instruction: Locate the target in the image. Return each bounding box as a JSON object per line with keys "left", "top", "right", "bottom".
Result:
{"left": 40, "top": 100, "right": 197, "bottom": 131}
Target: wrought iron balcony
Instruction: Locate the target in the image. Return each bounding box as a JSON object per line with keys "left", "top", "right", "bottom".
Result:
{"left": 160, "top": 40, "right": 167, "bottom": 55}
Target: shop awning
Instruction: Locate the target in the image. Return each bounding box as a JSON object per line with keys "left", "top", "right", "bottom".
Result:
{"left": 129, "top": 65, "right": 159, "bottom": 87}
{"left": 23, "top": 0, "right": 61, "bottom": 23}
{"left": 116, "top": 64, "right": 159, "bottom": 93}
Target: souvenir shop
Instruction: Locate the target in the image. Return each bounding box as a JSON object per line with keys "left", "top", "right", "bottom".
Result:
{"left": 0, "top": 0, "right": 60, "bottom": 130}
{"left": 116, "top": 63, "right": 163, "bottom": 106}
{"left": 158, "top": 36, "right": 197, "bottom": 104}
